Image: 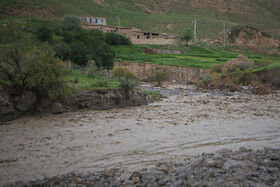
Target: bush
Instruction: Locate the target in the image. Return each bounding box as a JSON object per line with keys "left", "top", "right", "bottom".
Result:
{"left": 199, "top": 60, "right": 270, "bottom": 94}
{"left": 254, "top": 60, "right": 270, "bottom": 69}
{"left": 123, "top": 71, "right": 137, "bottom": 80}
{"left": 147, "top": 68, "right": 170, "bottom": 87}
{"left": 143, "top": 90, "right": 164, "bottom": 102}
{"left": 35, "top": 25, "right": 53, "bottom": 42}
{"left": 86, "top": 60, "right": 97, "bottom": 78}
{"left": 181, "top": 27, "right": 193, "bottom": 45}
{"left": 210, "top": 64, "right": 223, "bottom": 74}
{"left": 120, "top": 78, "right": 137, "bottom": 93}
{"left": 109, "top": 67, "right": 137, "bottom": 80}
{"left": 105, "top": 33, "right": 132, "bottom": 45}
{"left": 224, "top": 55, "right": 254, "bottom": 72}
{"left": 0, "top": 43, "right": 73, "bottom": 101}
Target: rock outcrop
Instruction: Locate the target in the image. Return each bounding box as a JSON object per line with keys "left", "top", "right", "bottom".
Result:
{"left": 0, "top": 87, "right": 148, "bottom": 123}
{"left": 73, "top": 89, "right": 148, "bottom": 110}
{"left": 0, "top": 87, "right": 37, "bottom": 123}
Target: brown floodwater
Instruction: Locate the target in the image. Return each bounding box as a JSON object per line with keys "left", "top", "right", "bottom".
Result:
{"left": 0, "top": 91, "right": 280, "bottom": 185}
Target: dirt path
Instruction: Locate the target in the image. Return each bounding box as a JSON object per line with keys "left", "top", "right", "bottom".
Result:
{"left": 1, "top": 90, "right": 280, "bottom": 186}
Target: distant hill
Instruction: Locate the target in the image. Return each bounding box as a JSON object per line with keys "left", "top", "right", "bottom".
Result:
{"left": 1, "top": 0, "right": 280, "bottom": 40}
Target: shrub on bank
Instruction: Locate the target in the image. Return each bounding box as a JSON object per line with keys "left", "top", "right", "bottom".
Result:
{"left": 199, "top": 56, "right": 272, "bottom": 94}
{"left": 147, "top": 68, "right": 170, "bottom": 87}
{"left": 109, "top": 67, "right": 137, "bottom": 80}
{"left": 223, "top": 55, "right": 254, "bottom": 72}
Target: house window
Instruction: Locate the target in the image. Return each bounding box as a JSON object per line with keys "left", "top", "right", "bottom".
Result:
{"left": 137, "top": 36, "right": 140, "bottom": 39}
{"left": 101, "top": 19, "right": 103, "bottom": 23}
{"left": 89, "top": 18, "right": 92, "bottom": 23}
{"left": 95, "top": 18, "right": 98, "bottom": 24}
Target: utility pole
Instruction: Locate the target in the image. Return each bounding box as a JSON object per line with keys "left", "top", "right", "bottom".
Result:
{"left": 117, "top": 15, "right": 120, "bottom": 34}
{"left": 223, "top": 21, "right": 226, "bottom": 47}
{"left": 193, "top": 19, "right": 197, "bottom": 45}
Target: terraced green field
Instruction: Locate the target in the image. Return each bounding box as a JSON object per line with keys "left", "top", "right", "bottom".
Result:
{"left": 112, "top": 45, "right": 280, "bottom": 70}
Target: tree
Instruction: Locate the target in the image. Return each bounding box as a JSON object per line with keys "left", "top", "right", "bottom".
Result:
{"left": 61, "top": 15, "right": 81, "bottom": 31}
{"left": 105, "top": 32, "right": 132, "bottom": 45}
{"left": 70, "top": 41, "right": 88, "bottom": 66}
{"left": 182, "top": 28, "right": 193, "bottom": 45}
{"left": 35, "top": 25, "right": 53, "bottom": 42}
{"left": 0, "top": 43, "right": 72, "bottom": 101}
{"left": 54, "top": 43, "right": 71, "bottom": 61}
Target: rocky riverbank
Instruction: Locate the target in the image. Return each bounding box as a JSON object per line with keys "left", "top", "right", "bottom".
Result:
{"left": 9, "top": 147, "right": 280, "bottom": 187}
{"left": 0, "top": 88, "right": 148, "bottom": 123}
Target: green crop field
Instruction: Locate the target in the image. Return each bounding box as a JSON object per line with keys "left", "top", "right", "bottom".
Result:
{"left": 112, "top": 44, "right": 280, "bottom": 70}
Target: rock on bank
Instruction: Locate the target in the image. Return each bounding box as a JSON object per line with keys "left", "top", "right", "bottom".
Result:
{"left": 8, "top": 147, "right": 280, "bottom": 187}
{"left": 0, "top": 88, "right": 148, "bottom": 123}
{"left": 72, "top": 88, "right": 148, "bottom": 110}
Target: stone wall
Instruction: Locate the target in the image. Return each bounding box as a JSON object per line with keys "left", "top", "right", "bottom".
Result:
{"left": 115, "top": 61, "right": 209, "bottom": 83}
{"left": 131, "top": 37, "right": 185, "bottom": 45}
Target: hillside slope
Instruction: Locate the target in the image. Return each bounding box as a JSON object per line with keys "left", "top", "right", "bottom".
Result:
{"left": 114, "top": 0, "right": 280, "bottom": 38}
{"left": 0, "top": 0, "right": 279, "bottom": 40}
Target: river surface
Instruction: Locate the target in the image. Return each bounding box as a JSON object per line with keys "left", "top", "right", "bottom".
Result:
{"left": 0, "top": 89, "right": 280, "bottom": 185}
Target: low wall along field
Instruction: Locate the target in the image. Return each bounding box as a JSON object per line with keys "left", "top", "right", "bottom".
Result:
{"left": 130, "top": 37, "right": 185, "bottom": 45}
{"left": 115, "top": 61, "right": 209, "bottom": 83}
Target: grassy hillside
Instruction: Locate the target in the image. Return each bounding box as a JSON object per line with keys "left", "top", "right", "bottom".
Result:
{"left": 2, "top": 0, "right": 279, "bottom": 40}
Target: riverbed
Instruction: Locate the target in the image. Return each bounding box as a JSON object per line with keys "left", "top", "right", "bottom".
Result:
{"left": 0, "top": 88, "right": 280, "bottom": 186}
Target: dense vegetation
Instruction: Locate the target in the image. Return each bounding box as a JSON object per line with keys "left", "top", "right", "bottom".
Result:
{"left": 0, "top": 16, "right": 133, "bottom": 101}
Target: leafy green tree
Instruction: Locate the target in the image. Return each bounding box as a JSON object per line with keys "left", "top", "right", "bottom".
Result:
{"left": 0, "top": 43, "right": 73, "bottom": 101}
{"left": 54, "top": 43, "right": 71, "bottom": 61}
{"left": 35, "top": 25, "right": 53, "bottom": 42}
{"left": 182, "top": 28, "right": 193, "bottom": 45}
{"left": 87, "top": 41, "right": 115, "bottom": 70}
{"left": 105, "top": 33, "right": 131, "bottom": 45}
{"left": 61, "top": 15, "right": 81, "bottom": 31}
{"left": 70, "top": 41, "right": 88, "bottom": 66}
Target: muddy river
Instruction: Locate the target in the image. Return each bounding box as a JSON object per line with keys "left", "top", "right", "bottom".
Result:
{"left": 1, "top": 89, "right": 280, "bottom": 185}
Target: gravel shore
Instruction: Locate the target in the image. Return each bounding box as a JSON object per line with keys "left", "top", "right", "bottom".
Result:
{"left": 8, "top": 147, "right": 280, "bottom": 187}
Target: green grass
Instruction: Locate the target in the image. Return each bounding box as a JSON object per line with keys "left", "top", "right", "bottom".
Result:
{"left": 65, "top": 69, "right": 121, "bottom": 90}
{"left": 143, "top": 90, "right": 165, "bottom": 102}
{"left": 112, "top": 44, "right": 280, "bottom": 69}
{"left": 254, "top": 63, "right": 280, "bottom": 72}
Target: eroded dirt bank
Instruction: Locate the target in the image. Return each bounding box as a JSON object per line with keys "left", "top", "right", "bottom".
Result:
{"left": 0, "top": 88, "right": 280, "bottom": 186}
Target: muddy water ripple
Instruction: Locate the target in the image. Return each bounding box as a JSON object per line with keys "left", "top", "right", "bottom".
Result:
{"left": 0, "top": 91, "right": 280, "bottom": 185}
